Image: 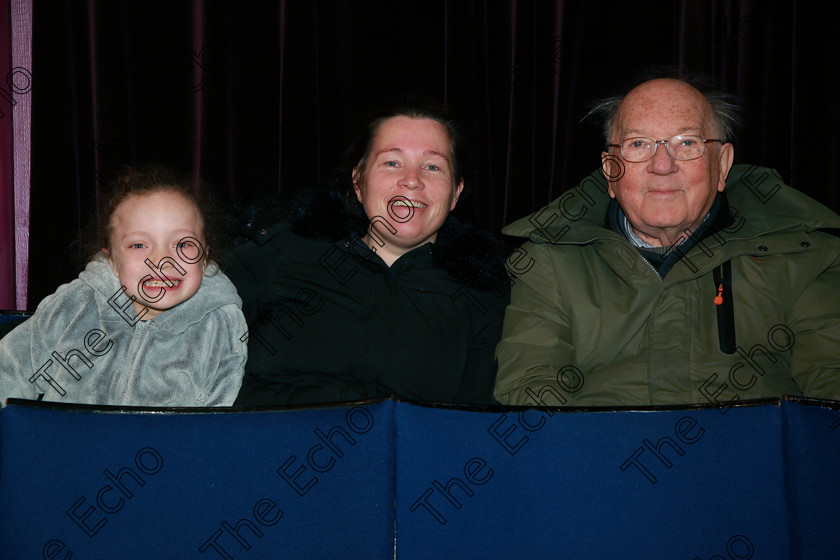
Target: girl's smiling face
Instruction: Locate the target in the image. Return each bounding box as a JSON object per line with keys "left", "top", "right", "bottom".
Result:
{"left": 104, "top": 190, "right": 206, "bottom": 320}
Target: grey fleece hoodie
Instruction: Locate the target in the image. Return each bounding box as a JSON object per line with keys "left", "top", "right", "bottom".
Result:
{"left": 0, "top": 255, "right": 247, "bottom": 406}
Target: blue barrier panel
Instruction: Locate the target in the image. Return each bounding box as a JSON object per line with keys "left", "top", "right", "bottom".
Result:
{"left": 0, "top": 310, "right": 30, "bottom": 338}
{"left": 4, "top": 397, "right": 833, "bottom": 558}
{"left": 395, "top": 401, "right": 788, "bottom": 559}
{"left": 782, "top": 398, "right": 840, "bottom": 560}
{"left": 0, "top": 399, "right": 394, "bottom": 559}
{"left": 0, "top": 311, "right": 30, "bottom": 326}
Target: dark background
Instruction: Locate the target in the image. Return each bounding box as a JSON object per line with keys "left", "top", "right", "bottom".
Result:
{"left": 27, "top": 0, "right": 840, "bottom": 307}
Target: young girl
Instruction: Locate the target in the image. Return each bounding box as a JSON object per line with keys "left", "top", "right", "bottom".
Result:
{"left": 0, "top": 167, "right": 247, "bottom": 407}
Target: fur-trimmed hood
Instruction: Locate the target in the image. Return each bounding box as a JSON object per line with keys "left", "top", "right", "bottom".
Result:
{"left": 236, "top": 188, "right": 510, "bottom": 292}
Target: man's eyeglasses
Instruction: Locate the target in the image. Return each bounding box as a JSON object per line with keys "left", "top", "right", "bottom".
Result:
{"left": 606, "top": 135, "right": 724, "bottom": 162}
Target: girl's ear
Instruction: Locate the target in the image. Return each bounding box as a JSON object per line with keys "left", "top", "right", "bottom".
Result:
{"left": 102, "top": 248, "right": 119, "bottom": 278}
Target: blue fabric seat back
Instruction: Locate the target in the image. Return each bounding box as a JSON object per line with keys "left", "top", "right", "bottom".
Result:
{"left": 0, "top": 399, "right": 394, "bottom": 559}
{"left": 2, "top": 397, "right": 839, "bottom": 559}
{"left": 395, "top": 401, "right": 787, "bottom": 558}
{"left": 0, "top": 310, "right": 31, "bottom": 338}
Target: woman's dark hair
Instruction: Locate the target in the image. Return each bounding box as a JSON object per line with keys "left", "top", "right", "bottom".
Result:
{"left": 343, "top": 100, "right": 468, "bottom": 217}
{"left": 83, "top": 165, "right": 227, "bottom": 269}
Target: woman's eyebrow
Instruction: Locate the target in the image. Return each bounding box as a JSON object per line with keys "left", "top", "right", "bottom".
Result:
{"left": 374, "top": 147, "right": 449, "bottom": 160}
{"left": 424, "top": 150, "right": 449, "bottom": 160}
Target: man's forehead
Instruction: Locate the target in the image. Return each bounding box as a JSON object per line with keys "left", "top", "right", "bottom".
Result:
{"left": 615, "top": 79, "right": 713, "bottom": 133}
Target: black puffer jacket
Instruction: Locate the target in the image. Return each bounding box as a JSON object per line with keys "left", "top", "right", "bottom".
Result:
{"left": 227, "top": 189, "right": 510, "bottom": 406}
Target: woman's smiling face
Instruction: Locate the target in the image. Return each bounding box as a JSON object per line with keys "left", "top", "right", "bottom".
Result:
{"left": 353, "top": 116, "right": 463, "bottom": 265}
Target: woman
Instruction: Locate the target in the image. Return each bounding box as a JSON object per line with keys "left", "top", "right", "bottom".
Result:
{"left": 229, "top": 103, "right": 509, "bottom": 405}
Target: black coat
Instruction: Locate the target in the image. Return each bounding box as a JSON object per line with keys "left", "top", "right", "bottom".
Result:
{"left": 227, "top": 190, "right": 510, "bottom": 406}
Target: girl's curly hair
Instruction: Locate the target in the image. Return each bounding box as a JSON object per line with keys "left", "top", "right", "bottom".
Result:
{"left": 82, "top": 165, "right": 229, "bottom": 270}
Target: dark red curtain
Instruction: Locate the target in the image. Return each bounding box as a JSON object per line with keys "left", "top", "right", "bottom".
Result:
{"left": 27, "top": 0, "right": 840, "bottom": 307}
{"left": 0, "top": 0, "right": 14, "bottom": 308}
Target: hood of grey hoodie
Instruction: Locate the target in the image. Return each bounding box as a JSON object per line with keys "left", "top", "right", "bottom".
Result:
{"left": 81, "top": 254, "right": 243, "bottom": 334}
{"left": 0, "top": 254, "right": 247, "bottom": 407}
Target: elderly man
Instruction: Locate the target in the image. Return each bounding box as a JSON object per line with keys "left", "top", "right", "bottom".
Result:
{"left": 494, "top": 77, "right": 840, "bottom": 407}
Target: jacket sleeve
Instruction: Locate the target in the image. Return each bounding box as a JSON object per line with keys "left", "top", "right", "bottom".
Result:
{"left": 0, "top": 316, "right": 41, "bottom": 405}
{"left": 225, "top": 242, "right": 269, "bottom": 325}
{"left": 455, "top": 283, "right": 510, "bottom": 405}
{"left": 493, "top": 242, "right": 577, "bottom": 405}
{"left": 0, "top": 285, "right": 83, "bottom": 406}
{"left": 786, "top": 238, "right": 840, "bottom": 400}
{"left": 194, "top": 305, "right": 248, "bottom": 406}
{"left": 225, "top": 222, "right": 289, "bottom": 326}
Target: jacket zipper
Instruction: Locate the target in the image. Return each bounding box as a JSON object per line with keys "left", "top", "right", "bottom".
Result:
{"left": 713, "top": 260, "right": 736, "bottom": 354}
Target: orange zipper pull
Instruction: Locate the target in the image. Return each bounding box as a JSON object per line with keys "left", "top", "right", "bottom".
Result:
{"left": 714, "top": 283, "right": 724, "bottom": 306}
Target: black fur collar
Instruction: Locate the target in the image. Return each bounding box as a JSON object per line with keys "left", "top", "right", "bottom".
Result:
{"left": 287, "top": 188, "right": 510, "bottom": 292}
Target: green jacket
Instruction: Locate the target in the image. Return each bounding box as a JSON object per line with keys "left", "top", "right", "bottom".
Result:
{"left": 494, "top": 164, "right": 840, "bottom": 406}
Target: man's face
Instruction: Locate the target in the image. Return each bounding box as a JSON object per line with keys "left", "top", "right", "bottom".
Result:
{"left": 602, "top": 79, "right": 734, "bottom": 246}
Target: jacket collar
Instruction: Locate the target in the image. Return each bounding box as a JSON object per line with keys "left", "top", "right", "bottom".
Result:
{"left": 503, "top": 164, "right": 840, "bottom": 245}
{"left": 268, "top": 188, "right": 510, "bottom": 291}
{"left": 81, "top": 254, "right": 242, "bottom": 335}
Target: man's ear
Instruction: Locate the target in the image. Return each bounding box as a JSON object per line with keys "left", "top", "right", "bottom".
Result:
{"left": 602, "top": 151, "right": 618, "bottom": 198}
{"left": 450, "top": 179, "right": 464, "bottom": 211}
{"left": 352, "top": 168, "right": 363, "bottom": 203}
{"left": 716, "top": 142, "right": 735, "bottom": 192}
